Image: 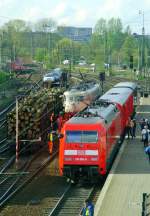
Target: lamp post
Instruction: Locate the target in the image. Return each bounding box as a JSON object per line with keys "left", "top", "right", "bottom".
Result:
{"left": 139, "top": 10, "right": 145, "bottom": 76}
{"left": 133, "top": 33, "right": 141, "bottom": 75}
{"left": 16, "top": 97, "right": 19, "bottom": 167}
{"left": 69, "top": 41, "right": 73, "bottom": 78}
{"left": 104, "top": 31, "right": 108, "bottom": 64}
{"left": 43, "top": 24, "right": 52, "bottom": 66}
{"left": 30, "top": 31, "right": 33, "bottom": 60}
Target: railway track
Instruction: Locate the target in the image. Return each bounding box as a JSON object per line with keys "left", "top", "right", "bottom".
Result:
{"left": 0, "top": 142, "right": 10, "bottom": 154}
{"left": 43, "top": 179, "right": 103, "bottom": 216}
{"left": 0, "top": 144, "right": 55, "bottom": 209}
{"left": 0, "top": 72, "right": 147, "bottom": 216}
{"left": 48, "top": 184, "right": 95, "bottom": 216}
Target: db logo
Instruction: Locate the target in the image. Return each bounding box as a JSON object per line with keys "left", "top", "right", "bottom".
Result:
{"left": 77, "top": 150, "right": 85, "bottom": 155}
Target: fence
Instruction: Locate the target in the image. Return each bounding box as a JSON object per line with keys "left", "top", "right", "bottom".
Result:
{"left": 142, "top": 193, "right": 150, "bottom": 216}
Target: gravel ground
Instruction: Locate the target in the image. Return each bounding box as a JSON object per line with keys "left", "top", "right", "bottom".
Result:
{"left": 0, "top": 157, "right": 68, "bottom": 216}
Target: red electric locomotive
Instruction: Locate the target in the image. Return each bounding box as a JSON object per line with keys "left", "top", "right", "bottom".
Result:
{"left": 59, "top": 82, "right": 138, "bottom": 182}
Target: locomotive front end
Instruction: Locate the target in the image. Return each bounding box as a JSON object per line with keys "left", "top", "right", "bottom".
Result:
{"left": 59, "top": 118, "right": 106, "bottom": 183}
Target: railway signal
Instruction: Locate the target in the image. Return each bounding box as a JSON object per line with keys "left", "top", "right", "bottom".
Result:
{"left": 129, "top": 55, "right": 133, "bottom": 69}
{"left": 99, "top": 72, "right": 105, "bottom": 93}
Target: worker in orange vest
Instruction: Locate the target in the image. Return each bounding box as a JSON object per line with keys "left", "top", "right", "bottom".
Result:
{"left": 48, "top": 131, "right": 55, "bottom": 154}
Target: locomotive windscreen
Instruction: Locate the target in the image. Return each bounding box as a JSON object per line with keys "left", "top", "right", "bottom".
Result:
{"left": 66, "top": 131, "right": 98, "bottom": 143}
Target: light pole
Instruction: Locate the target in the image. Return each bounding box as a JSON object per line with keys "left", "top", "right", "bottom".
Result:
{"left": 104, "top": 31, "right": 108, "bottom": 65}
{"left": 139, "top": 10, "right": 145, "bottom": 76}
{"left": 69, "top": 41, "right": 73, "bottom": 78}
{"left": 16, "top": 97, "right": 19, "bottom": 167}
{"left": 133, "top": 33, "right": 140, "bottom": 74}
{"left": 30, "top": 31, "right": 33, "bottom": 60}
{"left": 43, "top": 24, "right": 51, "bottom": 67}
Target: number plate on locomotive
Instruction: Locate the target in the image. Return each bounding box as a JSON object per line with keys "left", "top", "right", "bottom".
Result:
{"left": 77, "top": 150, "right": 85, "bottom": 155}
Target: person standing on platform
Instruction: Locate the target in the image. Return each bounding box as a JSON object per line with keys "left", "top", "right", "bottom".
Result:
{"left": 145, "top": 144, "right": 150, "bottom": 163}
{"left": 142, "top": 125, "right": 150, "bottom": 147}
{"left": 126, "top": 118, "right": 131, "bottom": 139}
{"left": 145, "top": 119, "right": 150, "bottom": 130}
{"left": 140, "top": 118, "right": 146, "bottom": 131}
{"left": 130, "top": 119, "right": 135, "bottom": 139}
{"left": 132, "top": 119, "right": 136, "bottom": 138}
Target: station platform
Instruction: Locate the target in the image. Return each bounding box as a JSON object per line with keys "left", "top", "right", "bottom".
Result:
{"left": 95, "top": 96, "right": 150, "bottom": 216}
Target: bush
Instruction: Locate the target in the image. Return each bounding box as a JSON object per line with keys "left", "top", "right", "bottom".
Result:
{"left": 0, "top": 71, "right": 9, "bottom": 84}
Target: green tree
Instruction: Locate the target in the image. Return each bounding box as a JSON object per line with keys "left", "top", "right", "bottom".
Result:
{"left": 120, "top": 35, "right": 138, "bottom": 66}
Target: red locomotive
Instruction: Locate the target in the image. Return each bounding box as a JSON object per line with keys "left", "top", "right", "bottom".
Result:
{"left": 59, "top": 82, "right": 139, "bottom": 182}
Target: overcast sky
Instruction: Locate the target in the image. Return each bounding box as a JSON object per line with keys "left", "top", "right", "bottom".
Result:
{"left": 1, "top": 0, "right": 150, "bottom": 34}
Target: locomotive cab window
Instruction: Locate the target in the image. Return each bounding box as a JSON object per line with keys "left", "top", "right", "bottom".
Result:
{"left": 66, "top": 131, "right": 98, "bottom": 143}
{"left": 66, "top": 131, "right": 81, "bottom": 143}
{"left": 82, "top": 131, "right": 98, "bottom": 143}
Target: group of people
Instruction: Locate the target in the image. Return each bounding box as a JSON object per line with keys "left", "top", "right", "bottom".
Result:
{"left": 126, "top": 118, "right": 136, "bottom": 139}
{"left": 140, "top": 118, "right": 150, "bottom": 147}
{"left": 139, "top": 118, "right": 150, "bottom": 162}
{"left": 47, "top": 111, "right": 74, "bottom": 154}
{"left": 125, "top": 117, "right": 150, "bottom": 162}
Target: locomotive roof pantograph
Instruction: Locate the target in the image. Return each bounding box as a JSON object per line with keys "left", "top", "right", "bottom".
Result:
{"left": 100, "top": 82, "right": 138, "bottom": 105}
{"left": 68, "top": 102, "right": 119, "bottom": 126}
{"left": 64, "top": 82, "right": 100, "bottom": 96}
{"left": 113, "top": 82, "right": 138, "bottom": 90}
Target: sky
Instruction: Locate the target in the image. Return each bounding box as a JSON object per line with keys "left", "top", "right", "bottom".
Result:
{"left": 1, "top": 0, "right": 150, "bottom": 34}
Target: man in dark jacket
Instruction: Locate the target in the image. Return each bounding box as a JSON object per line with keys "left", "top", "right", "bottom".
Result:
{"left": 145, "top": 144, "right": 150, "bottom": 163}
{"left": 132, "top": 119, "right": 136, "bottom": 137}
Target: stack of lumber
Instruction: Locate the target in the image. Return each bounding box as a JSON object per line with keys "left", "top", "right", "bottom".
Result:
{"left": 7, "top": 88, "right": 64, "bottom": 140}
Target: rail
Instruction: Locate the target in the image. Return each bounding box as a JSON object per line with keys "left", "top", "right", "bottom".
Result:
{"left": 0, "top": 145, "right": 57, "bottom": 208}
{"left": 48, "top": 184, "right": 95, "bottom": 216}
{"left": 0, "top": 145, "right": 9, "bottom": 155}
{"left": 0, "top": 120, "right": 7, "bottom": 130}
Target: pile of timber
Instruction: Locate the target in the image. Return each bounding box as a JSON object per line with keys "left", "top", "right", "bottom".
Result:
{"left": 7, "top": 88, "right": 64, "bottom": 141}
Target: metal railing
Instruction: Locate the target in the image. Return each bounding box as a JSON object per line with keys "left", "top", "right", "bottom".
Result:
{"left": 142, "top": 193, "right": 150, "bottom": 216}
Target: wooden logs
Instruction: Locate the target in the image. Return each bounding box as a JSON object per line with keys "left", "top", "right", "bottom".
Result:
{"left": 7, "top": 88, "right": 64, "bottom": 141}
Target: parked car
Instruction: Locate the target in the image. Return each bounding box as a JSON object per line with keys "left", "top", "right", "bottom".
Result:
{"left": 63, "top": 59, "right": 70, "bottom": 65}
{"left": 43, "top": 68, "right": 63, "bottom": 83}
{"left": 78, "top": 60, "right": 87, "bottom": 66}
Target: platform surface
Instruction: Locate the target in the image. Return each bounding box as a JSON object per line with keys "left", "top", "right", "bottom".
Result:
{"left": 95, "top": 96, "right": 150, "bottom": 216}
